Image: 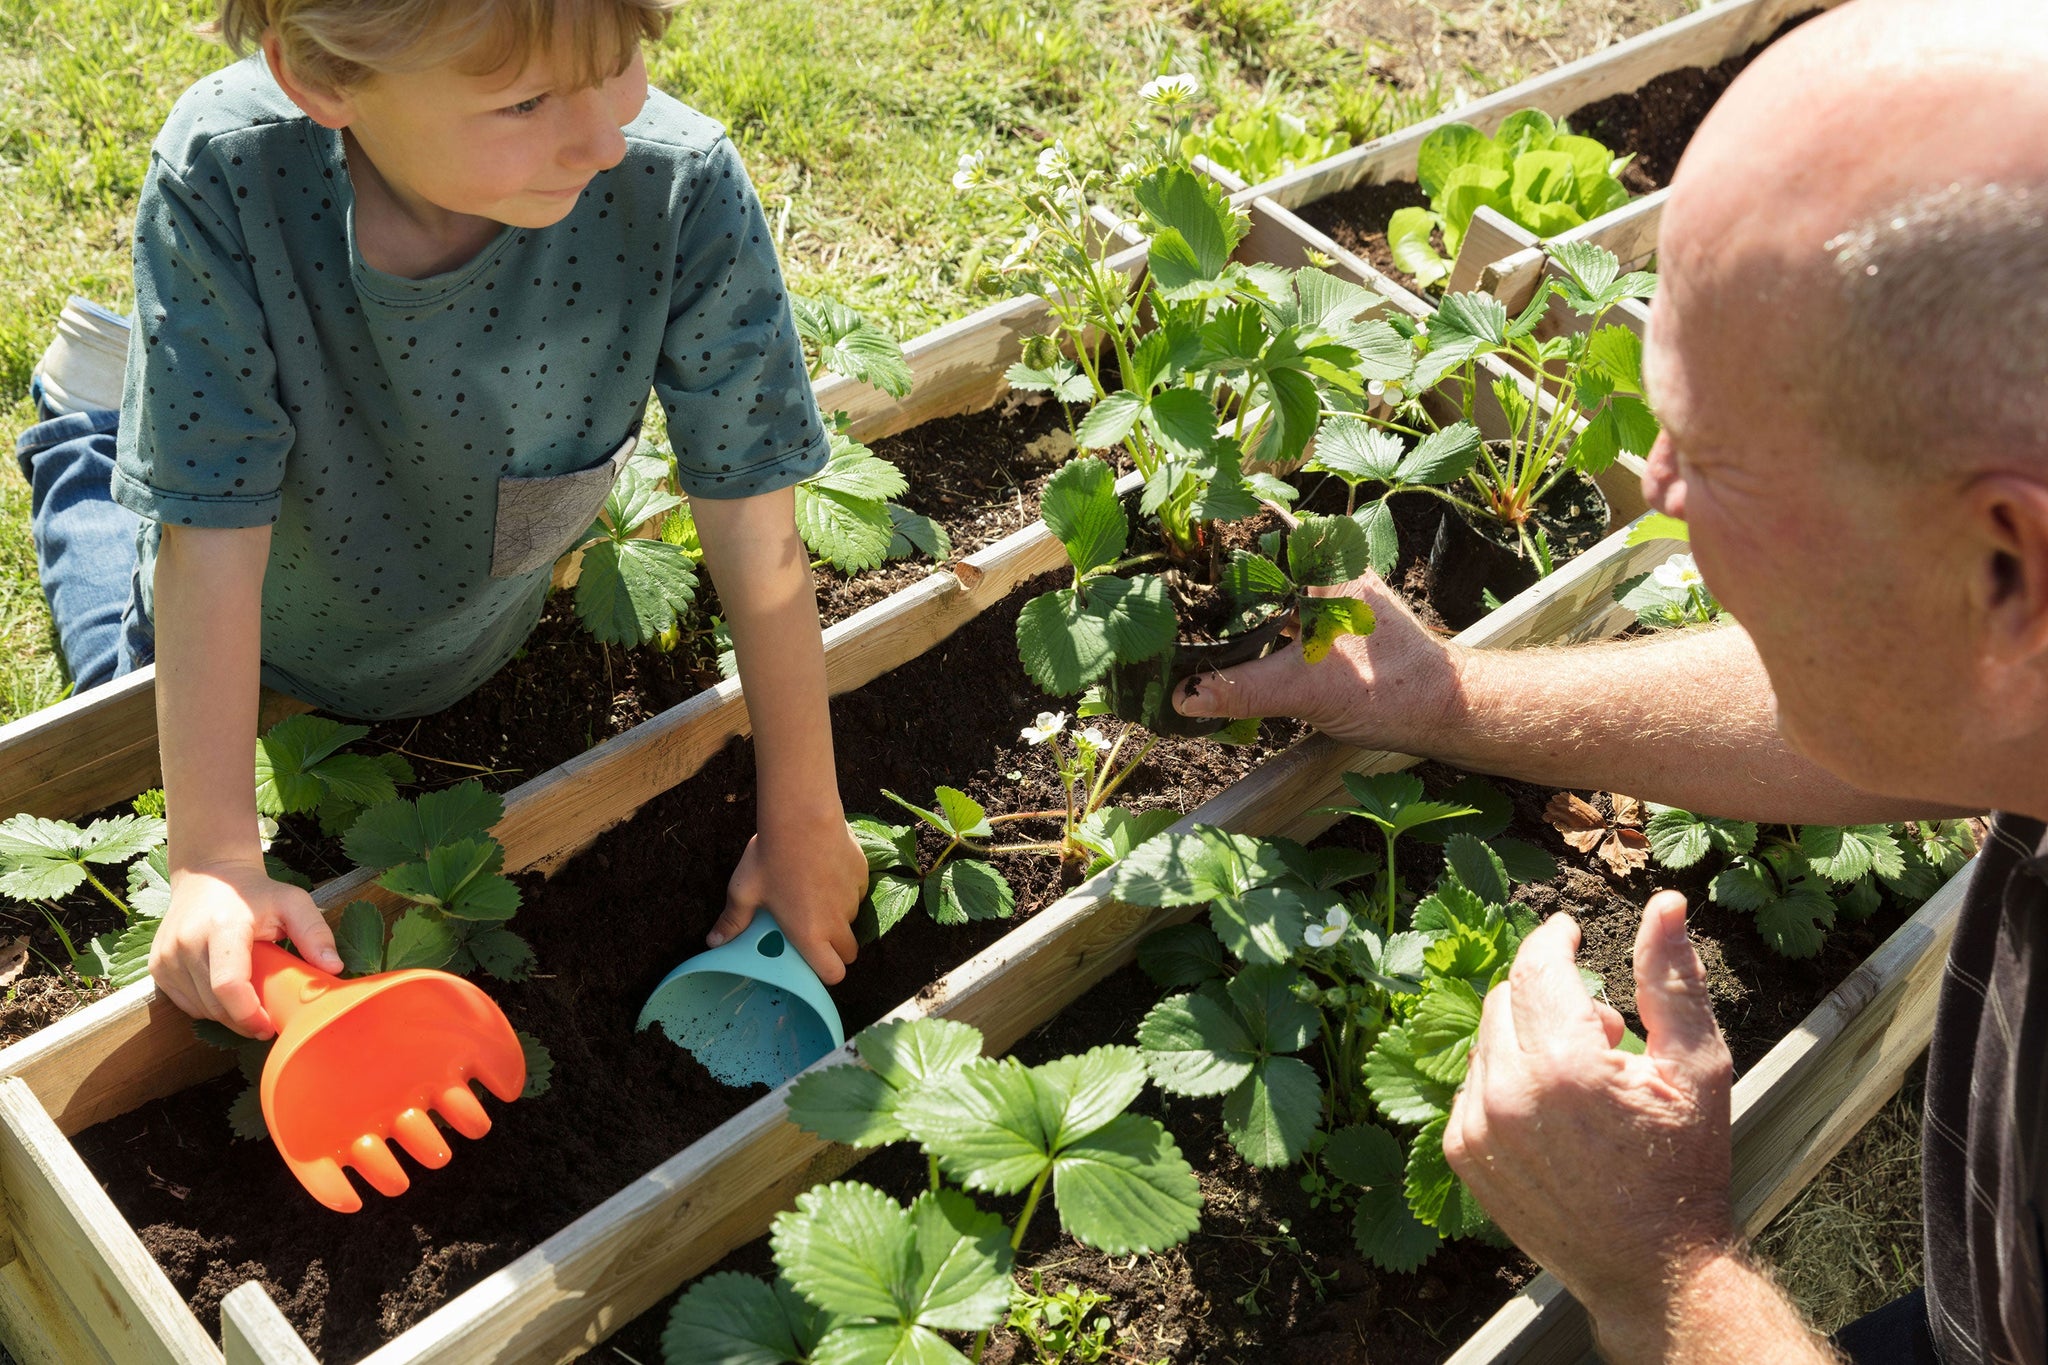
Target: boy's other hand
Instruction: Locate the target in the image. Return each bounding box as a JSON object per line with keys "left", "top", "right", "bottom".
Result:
{"left": 712, "top": 821, "right": 867, "bottom": 985}
{"left": 152, "top": 860, "right": 344, "bottom": 1038}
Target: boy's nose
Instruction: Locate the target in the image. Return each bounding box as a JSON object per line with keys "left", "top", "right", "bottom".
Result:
{"left": 560, "top": 93, "right": 627, "bottom": 174}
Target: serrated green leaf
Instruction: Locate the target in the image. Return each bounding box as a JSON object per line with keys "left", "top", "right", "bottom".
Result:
{"left": 228, "top": 1082, "right": 269, "bottom": 1142}
{"left": 378, "top": 838, "right": 519, "bottom": 923}
{"left": 1135, "top": 922, "right": 1229, "bottom": 988}
{"left": 334, "top": 900, "right": 386, "bottom": 976}
{"left": 1409, "top": 978, "right": 1483, "bottom": 1085}
{"left": 850, "top": 818, "right": 917, "bottom": 874}
{"left": 1139, "top": 988, "right": 1256, "bottom": 1098}
{"left": 663, "top": 1271, "right": 830, "bottom": 1365}
{"left": 1799, "top": 825, "right": 1905, "bottom": 884}
{"left": 1224, "top": 1055, "right": 1322, "bottom": 1166}
{"left": 932, "top": 788, "right": 991, "bottom": 840}
{"left": 1089, "top": 573, "right": 1176, "bottom": 665}
{"left": 343, "top": 782, "right": 503, "bottom": 871}
{"left": 1443, "top": 833, "right": 1510, "bottom": 906}
{"left": 1287, "top": 513, "right": 1372, "bottom": 588}
{"left": 1354, "top": 499, "right": 1399, "bottom": 579}
{"left": 1211, "top": 884, "right": 1321, "bottom": 965}
{"left": 254, "top": 715, "right": 370, "bottom": 816}
{"left": 862, "top": 871, "right": 922, "bottom": 942}
{"left": 859, "top": 1017, "right": 986, "bottom": 1092}
{"left": 1709, "top": 857, "right": 1778, "bottom": 912}
{"left": 1364, "top": 1023, "right": 1454, "bottom": 1125}
{"left": 1016, "top": 587, "right": 1112, "bottom": 696}
{"left": 1756, "top": 885, "right": 1837, "bottom": 958}
{"left": 1049, "top": 1112, "right": 1202, "bottom": 1255}
{"left": 1310, "top": 416, "right": 1404, "bottom": 485}
{"left": 789, "top": 1063, "right": 910, "bottom": 1147}
{"left": 925, "top": 860, "right": 1013, "bottom": 925}
{"left": 1074, "top": 391, "right": 1146, "bottom": 452}
{"left": 772, "top": 1184, "right": 1013, "bottom": 1338}
{"left": 573, "top": 535, "right": 700, "bottom": 646}
{"left": 1326, "top": 1123, "right": 1442, "bottom": 1271}
{"left": 1134, "top": 164, "right": 1237, "bottom": 280}
{"left": 1626, "top": 512, "right": 1691, "bottom": 547}
{"left": 796, "top": 481, "right": 898, "bottom": 575}
{"left": 1039, "top": 459, "right": 1128, "bottom": 581}
{"left": 886, "top": 504, "right": 951, "bottom": 563}
{"left": 384, "top": 908, "right": 460, "bottom": 970}
{"left": 467, "top": 925, "right": 535, "bottom": 980}
{"left": 1397, "top": 421, "right": 1483, "bottom": 486}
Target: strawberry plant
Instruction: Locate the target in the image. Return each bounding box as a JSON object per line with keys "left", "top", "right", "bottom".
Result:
{"left": 661, "top": 1016, "right": 1201, "bottom": 1365}
{"left": 1387, "top": 110, "right": 1632, "bottom": 289}
{"left": 1323, "top": 242, "right": 1657, "bottom": 571}
{"left": 256, "top": 713, "right": 414, "bottom": 836}
{"left": 850, "top": 714, "right": 1177, "bottom": 940}
{"left": 1643, "top": 808, "right": 1976, "bottom": 957}
{"left": 1111, "top": 804, "right": 1590, "bottom": 1271}
{"left": 1612, "top": 514, "right": 1724, "bottom": 629}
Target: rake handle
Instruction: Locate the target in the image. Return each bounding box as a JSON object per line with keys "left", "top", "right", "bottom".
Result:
{"left": 249, "top": 941, "right": 340, "bottom": 1032}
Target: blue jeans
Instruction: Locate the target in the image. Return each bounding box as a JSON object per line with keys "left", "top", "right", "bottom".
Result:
{"left": 15, "top": 378, "right": 154, "bottom": 691}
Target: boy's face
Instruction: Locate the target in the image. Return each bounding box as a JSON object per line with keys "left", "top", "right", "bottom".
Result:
{"left": 277, "top": 28, "right": 651, "bottom": 231}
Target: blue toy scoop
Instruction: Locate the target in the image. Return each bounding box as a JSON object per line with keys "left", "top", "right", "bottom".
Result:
{"left": 637, "top": 915, "right": 845, "bottom": 1088}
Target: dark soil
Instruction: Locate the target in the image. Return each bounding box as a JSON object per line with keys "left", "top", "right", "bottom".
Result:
{"left": 1297, "top": 12, "right": 1823, "bottom": 294}
{"left": 605, "top": 763, "right": 1912, "bottom": 1365}
{"left": 69, "top": 573, "right": 1306, "bottom": 1362}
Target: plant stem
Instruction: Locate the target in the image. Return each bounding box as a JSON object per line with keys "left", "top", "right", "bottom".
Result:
{"left": 36, "top": 904, "right": 78, "bottom": 964}
{"left": 1384, "top": 834, "right": 1400, "bottom": 938}
{"left": 1091, "top": 736, "right": 1159, "bottom": 811}
{"left": 82, "top": 869, "right": 131, "bottom": 919}
{"left": 970, "top": 1166, "right": 1057, "bottom": 1364}
{"left": 929, "top": 1153, "right": 941, "bottom": 1193}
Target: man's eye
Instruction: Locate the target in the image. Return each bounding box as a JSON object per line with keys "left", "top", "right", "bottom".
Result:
{"left": 504, "top": 94, "right": 547, "bottom": 116}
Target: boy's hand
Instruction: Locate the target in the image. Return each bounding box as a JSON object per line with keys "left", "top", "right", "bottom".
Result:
{"left": 711, "top": 820, "right": 867, "bottom": 984}
{"left": 151, "top": 860, "right": 344, "bottom": 1038}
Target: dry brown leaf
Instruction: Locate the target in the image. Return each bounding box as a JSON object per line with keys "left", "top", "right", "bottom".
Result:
{"left": 0, "top": 935, "right": 29, "bottom": 988}
{"left": 1599, "top": 828, "right": 1652, "bottom": 877}
{"left": 1546, "top": 793, "right": 1651, "bottom": 876}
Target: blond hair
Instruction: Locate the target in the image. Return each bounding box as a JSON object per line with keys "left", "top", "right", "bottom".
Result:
{"left": 212, "top": 0, "right": 679, "bottom": 91}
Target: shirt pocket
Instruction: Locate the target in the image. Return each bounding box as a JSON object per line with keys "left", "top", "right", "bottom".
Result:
{"left": 489, "top": 430, "right": 638, "bottom": 580}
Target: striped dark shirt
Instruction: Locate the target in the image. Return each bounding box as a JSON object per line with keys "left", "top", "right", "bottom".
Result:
{"left": 1924, "top": 814, "right": 2048, "bottom": 1364}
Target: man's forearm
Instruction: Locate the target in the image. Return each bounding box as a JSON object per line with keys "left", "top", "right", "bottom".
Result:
{"left": 1433, "top": 624, "right": 1952, "bottom": 824}
{"left": 155, "top": 525, "right": 269, "bottom": 871}
{"left": 1592, "top": 1249, "right": 1840, "bottom": 1365}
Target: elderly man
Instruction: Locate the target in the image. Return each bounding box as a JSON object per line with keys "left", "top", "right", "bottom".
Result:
{"left": 1175, "top": 1, "right": 2048, "bottom": 1360}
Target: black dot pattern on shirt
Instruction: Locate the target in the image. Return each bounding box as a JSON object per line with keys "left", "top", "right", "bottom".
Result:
{"left": 110, "top": 55, "right": 829, "bottom": 720}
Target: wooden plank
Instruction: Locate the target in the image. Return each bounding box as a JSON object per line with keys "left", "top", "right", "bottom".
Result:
{"left": 357, "top": 521, "right": 1678, "bottom": 1365}
{"left": 0, "top": 1253, "right": 118, "bottom": 1365}
{"left": 1254, "top": 0, "right": 1844, "bottom": 211}
{"left": 221, "top": 1283, "right": 318, "bottom": 1365}
{"left": 0, "top": 671, "right": 306, "bottom": 824}
{"left": 1444, "top": 865, "right": 1968, "bottom": 1365}
{"left": 1448, "top": 206, "right": 1539, "bottom": 295}
{"left": 0, "top": 1076, "right": 219, "bottom": 1365}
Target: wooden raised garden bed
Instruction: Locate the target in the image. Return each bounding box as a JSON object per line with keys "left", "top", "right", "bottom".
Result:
{"left": 0, "top": 180, "right": 1933, "bottom": 1365}
{"left": 1210, "top": 0, "right": 1846, "bottom": 311}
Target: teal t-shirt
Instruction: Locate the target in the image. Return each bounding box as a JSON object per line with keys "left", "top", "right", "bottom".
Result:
{"left": 112, "top": 55, "right": 828, "bottom": 719}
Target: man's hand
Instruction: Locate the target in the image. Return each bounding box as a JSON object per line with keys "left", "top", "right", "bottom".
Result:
{"left": 1445, "top": 893, "right": 1769, "bottom": 1360}
{"left": 151, "top": 859, "right": 343, "bottom": 1039}
{"left": 710, "top": 818, "right": 867, "bottom": 984}
{"left": 1172, "top": 571, "right": 1467, "bottom": 750}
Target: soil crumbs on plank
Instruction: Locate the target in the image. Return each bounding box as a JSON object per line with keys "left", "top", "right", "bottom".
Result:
{"left": 72, "top": 573, "right": 1301, "bottom": 1362}
{"left": 606, "top": 763, "right": 1909, "bottom": 1364}
{"left": 1296, "top": 12, "right": 1822, "bottom": 290}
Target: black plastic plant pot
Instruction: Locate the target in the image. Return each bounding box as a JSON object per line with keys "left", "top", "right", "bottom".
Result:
{"left": 1425, "top": 470, "right": 1610, "bottom": 631}
{"left": 1101, "top": 614, "right": 1292, "bottom": 739}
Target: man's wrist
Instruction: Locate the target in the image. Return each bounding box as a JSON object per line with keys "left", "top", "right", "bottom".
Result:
{"left": 1588, "top": 1244, "right": 1827, "bottom": 1365}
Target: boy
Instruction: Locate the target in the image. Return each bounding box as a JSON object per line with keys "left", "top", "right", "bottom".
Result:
{"left": 16, "top": 0, "right": 868, "bottom": 1036}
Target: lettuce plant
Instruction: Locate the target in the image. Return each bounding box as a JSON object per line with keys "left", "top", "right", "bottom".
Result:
{"left": 1184, "top": 100, "right": 1349, "bottom": 185}
{"left": 1323, "top": 241, "right": 1657, "bottom": 568}
{"left": 1388, "top": 110, "right": 1631, "bottom": 289}
{"left": 661, "top": 1017, "right": 1200, "bottom": 1365}
{"left": 1645, "top": 808, "right": 1976, "bottom": 957}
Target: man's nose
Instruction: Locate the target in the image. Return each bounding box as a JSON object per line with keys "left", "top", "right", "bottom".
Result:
{"left": 1641, "top": 433, "right": 1686, "bottom": 520}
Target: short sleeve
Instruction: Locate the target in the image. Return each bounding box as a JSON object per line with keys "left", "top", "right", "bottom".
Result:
{"left": 654, "top": 138, "right": 828, "bottom": 500}
{"left": 112, "top": 157, "right": 292, "bottom": 529}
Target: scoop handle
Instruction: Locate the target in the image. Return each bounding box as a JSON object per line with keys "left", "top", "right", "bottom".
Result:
{"left": 248, "top": 941, "right": 340, "bottom": 1032}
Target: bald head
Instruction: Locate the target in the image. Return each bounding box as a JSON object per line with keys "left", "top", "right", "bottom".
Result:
{"left": 1659, "top": 0, "right": 2048, "bottom": 475}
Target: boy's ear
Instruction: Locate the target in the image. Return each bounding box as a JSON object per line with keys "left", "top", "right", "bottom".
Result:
{"left": 260, "top": 30, "right": 356, "bottom": 129}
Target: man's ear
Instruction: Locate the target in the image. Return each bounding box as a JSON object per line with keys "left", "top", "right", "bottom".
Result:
{"left": 1967, "top": 473, "right": 2048, "bottom": 675}
{"left": 260, "top": 30, "right": 355, "bottom": 130}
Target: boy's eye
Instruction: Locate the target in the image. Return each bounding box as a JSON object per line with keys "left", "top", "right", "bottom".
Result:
{"left": 504, "top": 94, "right": 548, "bottom": 116}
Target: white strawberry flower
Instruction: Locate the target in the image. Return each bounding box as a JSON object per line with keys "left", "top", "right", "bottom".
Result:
{"left": 1021, "top": 710, "right": 1069, "bottom": 745}
{"left": 1652, "top": 553, "right": 1704, "bottom": 591}
{"left": 257, "top": 814, "right": 279, "bottom": 852}
{"left": 1139, "top": 73, "right": 1201, "bottom": 108}
{"left": 1303, "top": 905, "right": 1352, "bottom": 948}
{"left": 952, "top": 150, "right": 989, "bottom": 192}
{"left": 1368, "top": 378, "right": 1406, "bottom": 407}
{"left": 1000, "top": 223, "right": 1043, "bottom": 272}
{"left": 1036, "top": 142, "right": 1070, "bottom": 181}
{"left": 1078, "top": 726, "right": 1110, "bottom": 750}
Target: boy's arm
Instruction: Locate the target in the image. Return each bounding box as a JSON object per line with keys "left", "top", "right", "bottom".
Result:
{"left": 692, "top": 488, "right": 867, "bottom": 983}
{"left": 149, "top": 524, "right": 342, "bottom": 1035}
